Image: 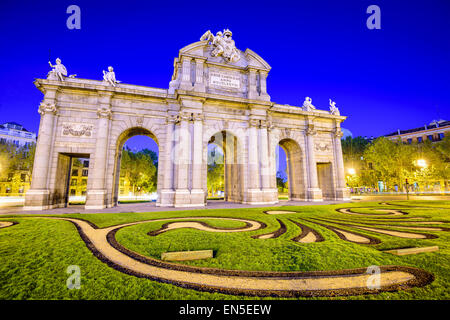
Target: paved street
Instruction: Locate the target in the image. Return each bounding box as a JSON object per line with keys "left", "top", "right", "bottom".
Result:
{"left": 0, "top": 199, "right": 350, "bottom": 215}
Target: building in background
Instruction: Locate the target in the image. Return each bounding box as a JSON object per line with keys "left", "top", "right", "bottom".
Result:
{"left": 0, "top": 122, "right": 37, "bottom": 197}
{"left": 385, "top": 120, "right": 449, "bottom": 144}
{"left": 0, "top": 122, "right": 37, "bottom": 147}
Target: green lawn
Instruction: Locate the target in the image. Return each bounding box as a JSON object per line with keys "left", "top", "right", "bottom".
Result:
{"left": 0, "top": 200, "right": 449, "bottom": 300}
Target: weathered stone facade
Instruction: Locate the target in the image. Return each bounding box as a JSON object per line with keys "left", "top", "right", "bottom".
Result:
{"left": 25, "top": 31, "right": 349, "bottom": 210}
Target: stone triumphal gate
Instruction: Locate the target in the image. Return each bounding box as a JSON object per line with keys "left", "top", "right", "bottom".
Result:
{"left": 25, "top": 30, "right": 349, "bottom": 210}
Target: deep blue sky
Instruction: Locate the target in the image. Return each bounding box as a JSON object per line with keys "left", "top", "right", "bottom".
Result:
{"left": 1, "top": 0, "right": 449, "bottom": 143}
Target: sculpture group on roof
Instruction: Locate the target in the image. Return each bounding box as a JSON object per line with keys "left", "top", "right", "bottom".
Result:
{"left": 47, "top": 58, "right": 119, "bottom": 86}
{"left": 200, "top": 29, "right": 240, "bottom": 63}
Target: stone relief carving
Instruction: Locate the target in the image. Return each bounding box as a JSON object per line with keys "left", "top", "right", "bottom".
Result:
{"left": 47, "top": 58, "right": 67, "bottom": 81}
{"left": 62, "top": 123, "right": 93, "bottom": 137}
{"left": 305, "top": 124, "right": 317, "bottom": 136}
{"left": 97, "top": 106, "right": 112, "bottom": 119}
{"left": 136, "top": 117, "right": 144, "bottom": 126}
{"left": 302, "top": 97, "right": 316, "bottom": 112}
{"left": 38, "top": 102, "right": 58, "bottom": 115}
{"left": 329, "top": 99, "right": 340, "bottom": 115}
{"left": 315, "top": 143, "right": 330, "bottom": 151}
{"left": 200, "top": 29, "right": 240, "bottom": 63}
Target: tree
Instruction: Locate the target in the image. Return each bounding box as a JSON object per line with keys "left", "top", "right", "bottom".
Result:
{"left": 120, "top": 148, "right": 157, "bottom": 195}
{"left": 276, "top": 170, "right": 288, "bottom": 192}
{"left": 363, "top": 137, "right": 415, "bottom": 190}
{"left": 207, "top": 152, "right": 224, "bottom": 197}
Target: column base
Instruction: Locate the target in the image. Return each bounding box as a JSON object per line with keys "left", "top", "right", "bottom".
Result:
{"left": 157, "top": 189, "right": 175, "bottom": 207}
{"left": 24, "top": 189, "right": 50, "bottom": 210}
{"left": 244, "top": 189, "right": 279, "bottom": 205}
{"left": 190, "top": 189, "right": 206, "bottom": 206}
{"left": 307, "top": 188, "right": 323, "bottom": 201}
{"left": 85, "top": 189, "right": 107, "bottom": 210}
{"left": 335, "top": 188, "right": 351, "bottom": 201}
{"left": 262, "top": 188, "right": 279, "bottom": 203}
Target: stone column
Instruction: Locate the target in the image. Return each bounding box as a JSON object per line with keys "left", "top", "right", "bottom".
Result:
{"left": 305, "top": 124, "right": 323, "bottom": 201}
{"left": 158, "top": 115, "right": 176, "bottom": 206}
{"left": 247, "top": 119, "right": 262, "bottom": 203}
{"left": 174, "top": 112, "right": 191, "bottom": 206}
{"left": 260, "top": 121, "right": 277, "bottom": 203}
{"left": 85, "top": 94, "right": 112, "bottom": 209}
{"left": 191, "top": 113, "right": 205, "bottom": 205}
{"left": 24, "top": 101, "right": 58, "bottom": 210}
{"left": 333, "top": 127, "right": 350, "bottom": 200}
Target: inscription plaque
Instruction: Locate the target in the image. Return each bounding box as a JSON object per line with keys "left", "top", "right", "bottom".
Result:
{"left": 209, "top": 72, "right": 240, "bottom": 89}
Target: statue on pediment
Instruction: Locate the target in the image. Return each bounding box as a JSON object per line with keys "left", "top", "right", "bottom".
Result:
{"left": 103, "top": 66, "right": 120, "bottom": 87}
{"left": 48, "top": 58, "right": 67, "bottom": 81}
{"left": 329, "top": 99, "right": 340, "bottom": 115}
{"left": 200, "top": 29, "right": 240, "bottom": 63}
{"left": 302, "top": 97, "right": 316, "bottom": 111}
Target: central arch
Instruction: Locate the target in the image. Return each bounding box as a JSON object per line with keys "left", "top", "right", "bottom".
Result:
{"left": 112, "top": 127, "right": 159, "bottom": 206}
{"left": 205, "top": 130, "right": 244, "bottom": 203}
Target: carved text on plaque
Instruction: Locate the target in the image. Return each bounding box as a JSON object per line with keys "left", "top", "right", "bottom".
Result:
{"left": 209, "top": 72, "right": 240, "bottom": 89}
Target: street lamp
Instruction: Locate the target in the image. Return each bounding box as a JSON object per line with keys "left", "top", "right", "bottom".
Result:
{"left": 416, "top": 159, "right": 427, "bottom": 168}
{"left": 348, "top": 168, "right": 356, "bottom": 175}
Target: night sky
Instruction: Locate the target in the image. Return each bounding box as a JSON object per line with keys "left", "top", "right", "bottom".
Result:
{"left": 1, "top": 0, "right": 449, "bottom": 154}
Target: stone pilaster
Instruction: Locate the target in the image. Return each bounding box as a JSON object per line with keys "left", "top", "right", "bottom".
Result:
{"left": 332, "top": 126, "right": 350, "bottom": 200}
{"left": 193, "top": 58, "right": 206, "bottom": 92}
{"left": 190, "top": 113, "right": 205, "bottom": 205}
{"left": 305, "top": 123, "right": 323, "bottom": 201}
{"left": 247, "top": 68, "right": 258, "bottom": 100}
{"left": 24, "top": 101, "right": 58, "bottom": 210}
{"left": 179, "top": 57, "right": 193, "bottom": 91}
{"left": 258, "top": 71, "right": 271, "bottom": 101}
{"left": 85, "top": 94, "right": 112, "bottom": 209}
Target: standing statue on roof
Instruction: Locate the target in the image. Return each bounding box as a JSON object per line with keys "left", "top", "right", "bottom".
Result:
{"left": 48, "top": 58, "right": 67, "bottom": 81}
{"left": 329, "top": 99, "right": 340, "bottom": 115}
{"left": 103, "top": 66, "right": 120, "bottom": 87}
{"left": 200, "top": 29, "right": 240, "bottom": 63}
{"left": 302, "top": 97, "right": 316, "bottom": 111}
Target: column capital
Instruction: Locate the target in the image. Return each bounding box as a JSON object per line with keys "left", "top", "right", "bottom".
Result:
{"left": 333, "top": 128, "right": 344, "bottom": 138}
{"left": 259, "top": 120, "right": 268, "bottom": 129}
{"left": 192, "top": 113, "right": 204, "bottom": 122}
{"left": 174, "top": 111, "right": 191, "bottom": 124}
{"left": 97, "top": 106, "right": 112, "bottom": 119}
{"left": 165, "top": 114, "right": 177, "bottom": 124}
{"left": 249, "top": 119, "right": 260, "bottom": 128}
{"left": 38, "top": 102, "right": 58, "bottom": 115}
